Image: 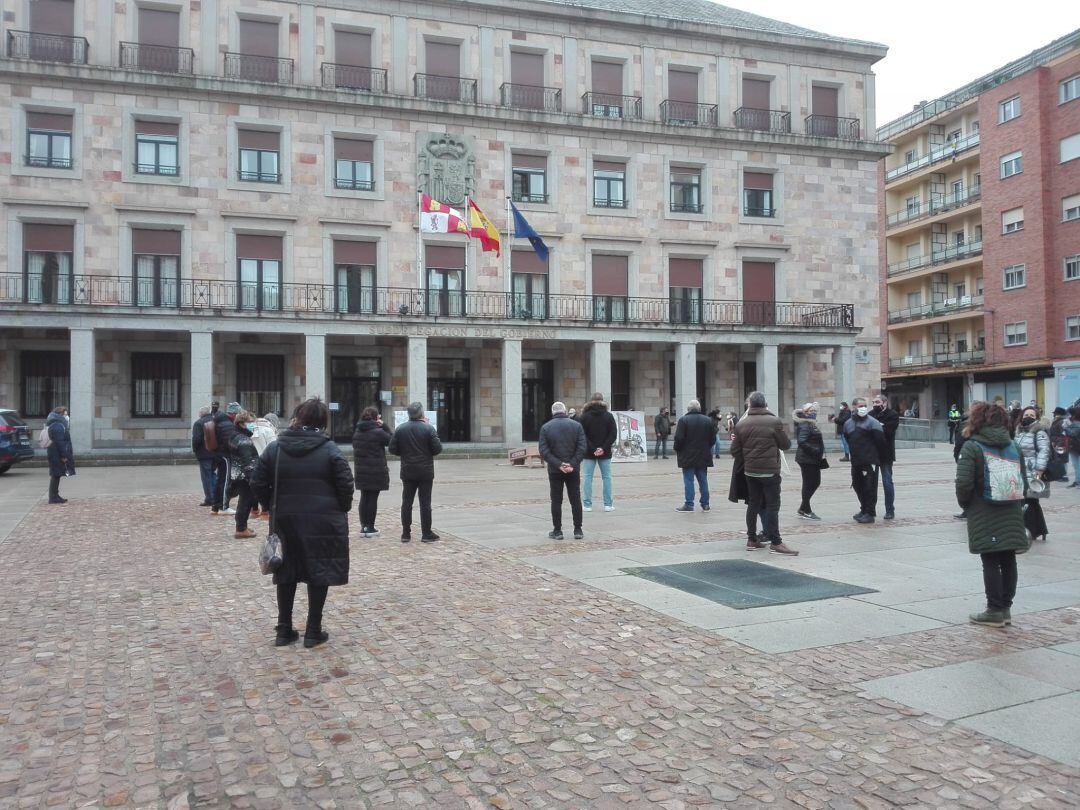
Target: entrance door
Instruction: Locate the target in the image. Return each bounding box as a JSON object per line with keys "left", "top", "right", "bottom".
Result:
{"left": 329, "top": 357, "right": 381, "bottom": 442}
{"left": 428, "top": 357, "right": 470, "bottom": 442}
{"left": 521, "top": 359, "right": 554, "bottom": 441}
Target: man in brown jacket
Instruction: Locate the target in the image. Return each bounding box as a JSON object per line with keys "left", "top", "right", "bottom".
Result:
{"left": 730, "top": 391, "right": 798, "bottom": 555}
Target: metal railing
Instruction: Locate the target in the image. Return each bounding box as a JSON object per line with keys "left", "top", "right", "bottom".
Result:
{"left": 886, "top": 240, "right": 983, "bottom": 277}
{"left": 888, "top": 350, "right": 985, "bottom": 370}
{"left": 25, "top": 154, "right": 73, "bottom": 169}
{"left": 743, "top": 206, "right": 776, "bottom": 218}
{"left": 581, "top": 92, "right": 642, "bottom": 120}
{"left": 0, "top": 274, "right": 855, "bottom": 329}
{"left": 135, "top": 162, "right": 180, "bottom": 176}
{"left": 413, "top": 73, "right": 477, "bottom": 103}
{"left": 670, "top": 201, "right": 703, "bottom": 213}
{"left": 660, "top": 100, "right": 718, "bottom": 126}
{"left": 237, "top": 169, "right": 281, "bottom": 183}
{"left": 512, "top": 192, "right": 549, "bottom": 204}
{"left": 887, "top": 294, "right": 984, "bottom": 324}
{"left": 885, "top": 132, "right": 980, "bottom": 183}
{"left": 593, "top": 198, "right": 628, "bottom": 209}
{"left": 805, "top": 115, "right": 861, "bottom": 139}
{"left": 6, "top": 30, "right": 89, "bottom": 64}
{"left": 119, "top": 42, "right": 194, "bottom": 74}
{"left": 733, "top": 107, "right": 791, "bottom": 133}
{"left": 224, "top": 52, "right": 294, "bottom": 84}
{"left": 334, "top": 177, "right": 374, "bottom": 191}
{"left": 320, "top": 63, "right": 388, "bottom": 93}
{"left": 885, "top": 184, "right": 982, "bottom": 228}
{"left": 500, "top": 83, "right": 562, "bottom": 112}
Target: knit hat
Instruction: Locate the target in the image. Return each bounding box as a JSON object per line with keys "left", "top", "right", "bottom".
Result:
{"left": 225, "top": 402, "right": 242, "bottom": 415}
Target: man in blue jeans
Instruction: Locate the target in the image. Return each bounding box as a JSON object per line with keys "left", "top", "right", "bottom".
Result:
{"left": 190, "top": 405, "right": 217, "bottom": 507}
{"left": 579, "top": 392, "right": 618, "bottom": 511}
{"left": 673, "top": 399, "right": 715, "bottom": 512}
{"left": 871, "top": 394, "right": 900, "bottom": 520}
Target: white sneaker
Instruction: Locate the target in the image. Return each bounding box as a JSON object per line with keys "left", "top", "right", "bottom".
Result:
{"left": 220, "top": 507, "right": 235, "bottom": 515}
{"left": 604, "top": 505, "right": 615, "bottom": 512}
{"left": 583, "top": 506, "right": 593, "bottom": 512}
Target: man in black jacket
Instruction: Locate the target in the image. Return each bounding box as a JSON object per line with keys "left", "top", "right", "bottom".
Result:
{"left": 210, "top": 402, "right": 241, "bottom": 516}
{"left": 653, "top": 407, "right": 672, "bottom": 459}
{"left": 673, "top": 399, "right": 715, "bottom": 512}
{"left": 579, "top": 393, "right": 618, "bottom": 512}
{"left": 389, "top": 402, "right": 443, "bottom": 543}
{"left": 191, "top": 405, "right": 216, "bottom": 507}
{"left": 871, "top": 394, "right": 900, "bottom": 520}
{"left": 538, "top": 401, "right": 587, "bottom": 540}
{"left": 842, "top": 397, "right": 888, "bottom": 523}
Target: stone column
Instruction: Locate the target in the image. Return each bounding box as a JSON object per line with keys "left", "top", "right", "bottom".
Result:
{"left": 562, "top": 37, "right": 578, "bottom": 105}
{"left": 757, "top": 343, "right": 779, "bottom": 414}
{"left": 641, "top": 46, "right": 657, "bottom": 120}
{"left": 832, "top": 345, "right": 855, "bottom": 412}
{"left": 589, "top": 340, "right": 611, "bottom": 399}
{"left": 407, "top": 336, "right": 428, "bottom": 408}
{"left": 190, "top": 331, "right": 214, "bottom": 422}
{"left": 793, "top": 350, "right": 811, "bottom": 410}
{"left": 69, "top": 328, "right": 95, "bottom": 454}
{"left": 674, "top": 342, "right": 697, "bottom": 416}
{"left": 305, "top": 334, "right": 326, "bottom": 400}
{"left": 501, "top": 338, "right": 523, "bottom": 447}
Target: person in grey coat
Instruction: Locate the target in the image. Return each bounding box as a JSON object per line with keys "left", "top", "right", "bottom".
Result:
{"left": 1015, "top": 408, "right": 1051, "bottom": 542}
{"left": 388, "top": 402, "right": 443, "bottom": 543}
{"left": 538, "top": 401, "right": 587, "bottom": 540}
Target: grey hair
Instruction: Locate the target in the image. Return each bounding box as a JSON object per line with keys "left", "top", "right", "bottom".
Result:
{"left": 551, "top": 401, "right": 567, "bottom": 415}
{"left": 852, "top": 397, "right": 868, "bottom": 407}
{"left": 687, "top": 399, "right": 701, "bottom": 413}
{"left": 407, "top": 401, "right": 424, "bottom": 419}
{"left": 748, "top": 391, "right": 767, "bottom": 408}
{"left": 198, "top": 406, "right": 211, "bottom": 417}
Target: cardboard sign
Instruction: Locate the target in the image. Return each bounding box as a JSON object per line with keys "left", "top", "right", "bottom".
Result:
{"left": 393, "top": 410, "right": 438, "bottom": 431}
{"left": 611, "top": 411, "right": 648, "bottom": 463}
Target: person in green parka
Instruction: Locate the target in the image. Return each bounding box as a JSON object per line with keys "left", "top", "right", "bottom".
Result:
{"left": 955, "top": 401, "right": 1030, "bottom": 628}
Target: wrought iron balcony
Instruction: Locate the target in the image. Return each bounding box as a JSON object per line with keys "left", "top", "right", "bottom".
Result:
{"left": 670, "top": 201, "right": 703, "bottom": 214}
{"left": 237, "top": 169, "right": 281, "bottom": 183}
{"left": 886, "top": 184, "right": 982, "bottom": 228}
{"left": 805, "top": 115, "right": 861, "bottom": 139}
{"left": 885, "top": 132, "right": 980, "bottom": 183}
{"left": 512, "top": 192, "right": 549, "bottom": 204}
{"left": 500, "top": 83, "right": 562, "bottom": 112}
{"left": 886, "top": 240, "right": 983, "bottom": 277}
{"left": 732, "top": 107, "right": 791, "bottom": 133}
{"left": 660, "top": 100, "right": 718, "bottom": 127}
{"left": 888, "top": 350, "right": 985, "bottom": 371}
{"left": 6, "top": 30, "right": 89, "bottom": 64}
{"left": 743, "top": 206, "right": 776, "bottom": 218}
{"left": 581, "top": 92, "right": 642, "bottom": 120}
{"left": 25, "top": 154, "right": 73, "bottom": 170}
{"left": 887, "top": 294, "right": 984, "bottom": 324}
{"left": 593, "top": 197, "right": 628, "bottom": 209}
{"left": 119, "top": 42, "right": 194, "bottom": 74}
{"left": 0, "top": 274, "right": 856, "bottom": 330}
{"left": 224, "top": 52, "right": 293, "bottom": 84}
{"left": 413, "top": 73, "right": 477, "bottom": 103}
{"left": 320, "top": 63, "right": 388, "bottom": 93}
{"left": 334, "top": 177, "right": 375, "bottom": 191}
{"left": 135, "top": 162, "right": 180, "bottom": 176}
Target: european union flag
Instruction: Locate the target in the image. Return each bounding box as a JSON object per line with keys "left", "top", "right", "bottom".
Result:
{"left": 509, "top": 200, "right": 549, "bottom": 263}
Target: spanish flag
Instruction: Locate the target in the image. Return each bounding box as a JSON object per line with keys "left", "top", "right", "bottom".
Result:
{"left": 419, "top": 193, "right": 469, "bottom": 235}
{"left": 467, "top": 198, "right": 501, "bottom": 256}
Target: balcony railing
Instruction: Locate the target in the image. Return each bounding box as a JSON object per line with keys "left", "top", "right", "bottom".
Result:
{"left": 26, "top": 154, "right": 73, "bottom": 169}
{"left": 670, "top": 201, "right": 703, "bottom": 213}
{"left": 512, "top": 192, "right": 549, "bottom": 204}
{"left": 135, "top": 162, "right": 180, "bottom": 176}
{"left": 320, "top": 63, "right": 388, "bottom": 93}
{"left": 888, "top": 350, "right": 985, "bottom": 371}
{"left": 0, "top": 274, "right": 855, "bottom": 329}
{"left": 6, "top": 30, "right": 89, "bottom": 64}
{"left": 334, "top": 177, "right": 374, "bottom": 191}
{"left": 733, "top": 107, "right": 791, "bottom": 133}
{"left": 581, "top": 92, "right": 642, "bottom": 120}
{"left": 237, "top": 169, "right": 281, "bottom": 183}
{"left": 885, "top": 184, "right": 982, "bottom": 228}
{"left": 224, "top": 52, "right": 293, "bottom": 84}
{"left": 887, "top": 294, "right": 984, "bottom": 324}
{"left": 805, "top": 115, "right": 861, "bottom": 139}
{"left": 885, "top": 132, "right": 980, "bottom": 183}
{"left": 743, "top": 206, "right": 776, "bottom": 218}
{"left": 414, "top": 73, "right": 477, "bottom": 103}
{"left": 119, "top": 42, "right": 194, "bottom": 74}
{"left": 500, "top": 83, "right": 562, "bottom": 112}
{"left": 593, "top": 198, "right": 628, "bottom": 209}
{"left": 660, "top": 100, "right": 718, "bottom": 127}
{"left": 886, "top": 240, "right": 983, "bottom": 277}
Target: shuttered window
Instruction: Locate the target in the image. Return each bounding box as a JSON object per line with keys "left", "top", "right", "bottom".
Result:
{"left": 237, "top": 355, "right": 285, "bottom": 417}
{"left": 131, "top": 352, "right": 182, "bottom": 417}
{"left": 21, "top": 351, "right": 70, "bottom": 418}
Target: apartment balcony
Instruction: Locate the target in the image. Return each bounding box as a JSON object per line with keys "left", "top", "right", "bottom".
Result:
{"left": 732, "top": 107, "right": 791, "bottom": 134}
{"left": 660, "top": 100, "right": 718, "bottom": 127}
{"left": 887, "top": 294, "right": 984, "bottom": 325}
{"left": 223, "top": 52, "right": 293, "bottom": 84}
{"left": 6, "top": 30, "right": 89, "bottom": 64}
{"left": 118, "top": 42, "right": 194, "bottom": 74}
{"left": 885, "top": 132, "right": 980, "bottom": 184}
{"left": 500, "top": 83, "right": 562, "bottom": 112}
{"left": 805, "top": 115, "right": 860, "bottom": 139}
{"left": 320, "top": 63, "right": 388, "bottom": 93}
{"left": 0, "top": 274, "right": 855, "bottom": 331}
{"left": 888, "top": 350, "right": 985, "bottom": 371}
{"left": 885, "top": 184, "right": 982, "bottom": 229}
{"left": 413, "top": 73, "right": 477, "bottom": 103}
{"left": 581, "top": 92, "right": 643, "bottom": 120}
{"left": 886, "top": 239, "right": 983, "bottom": 278}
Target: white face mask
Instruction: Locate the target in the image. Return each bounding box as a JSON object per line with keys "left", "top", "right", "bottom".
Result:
{"left": 856, "top": 406, "right": 870, "bottom": 418}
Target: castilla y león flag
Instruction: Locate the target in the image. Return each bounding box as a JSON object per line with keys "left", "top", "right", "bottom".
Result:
{"left": 466, "top": 198, "right": 501, "bottom": 256}
{"left": 419, "top": 193, "right": 468, "bottom": 234}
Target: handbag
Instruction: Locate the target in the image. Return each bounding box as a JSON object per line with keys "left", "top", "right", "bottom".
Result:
{"left": 818, "top": 457, "right": 830, "bottom": 470}
{"left": 258, "top": 449, "right": 284, "bottom": 575}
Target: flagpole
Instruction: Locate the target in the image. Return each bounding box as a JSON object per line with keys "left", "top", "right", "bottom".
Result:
{"left": 464, "top": 196, "right": 470, "bottom": 313}
{"left": 505, "top": 196, "right": 512, "bottom": 298}
{"left": 416, "top": 190, "right": 423, "bottom": 297}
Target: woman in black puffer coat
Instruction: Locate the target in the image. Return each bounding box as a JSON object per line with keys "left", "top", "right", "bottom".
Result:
{"left": 252, "top": 398, "right": 354, "bottom": 649}
{"left": 793, "top": 403, "right": 826, "bottom": 520}
{"left": 352, "top": 406, "right": 392, "bottom": 538}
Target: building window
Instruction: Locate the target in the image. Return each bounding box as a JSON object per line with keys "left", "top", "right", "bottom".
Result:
{"left": 511, "top": 249, "right": 548, "bottom": 318}
{"left": 1003, "top": 264, "right": 1026, "bottom": 290}
{"left": 592, "top": 254, "right": 628, "bottom": 322}
{"left": 1062, "top": 133, "right": 1080, "bottom": 164}
{"left": 23, "top": 223, "right": 75, "bottom": 304}
{"left": 1002, "top": 207, "right": 1024, "bottom": 234}
{"left": 131, "top": 353, "right": 182, "bottom": 418}
{"left": 903, "top": 148, "right": 916, "bottom": 164}
{"left": 1062, "top": 75, "right": 1080, "bottom": 104}
{"left": 953, "top": 230, "right": 965, "bottom": 247}
{"left": 906, "top": 339, "right": 922, "bottom": 358}
{"left": 906, "top": 291, "right": 922, "bottom": 308}
{"left": 26, "top": 111, "right": 73, "bottom": 169}
{"left": 237, "top": 354, "right": 284, "bottom": 417}
{"left": 135, "top": 121, "right": 179, "bottom": 175}
{"left": 999, "top": 96, "right": 1021, "bottom": 123}
{"left": 333, "top": 240, "right": 376, "bottom": 313}
{"left": 669, "top": 258, "right": 703, "bottom": 324}
{"left": 236, "top": 234, "right": 283, "bottom": 311}
{"left": 21, "top": 351, "right": 70, "bottom": 419}
{"left": 512, "top": 155, "right": 548, "bottom": 203}
{"left": 1004, "top": 321, "right": 1027, "bottom": 347}
{"left": 1067, "top": 316, "right": 1080, "bottom": 341}
{"left": 425, "top": 245, "right": 466, "bottom": 317}
{"left": 334, "top": 138, "right": 374, "bottom": 190}
{"left": 670, "top": 169, "right": 702, "bottom": 213}
{"left": 905, "top": 195, "right": 920, "bottom": 217}
{"left": 593, "top": 162, "right": 626, "bottom": 208}
{"left": 956, "top": 337, "right": 969, "bottom": 353}
{"left": 1000, "top": 151, "right": 1022, "bottom": 178}
{"left": 132, "top": 229, "right": 181, "bottom": 307}
{"left": 237, "top": 130, "right": 281, "bottom": 183}
{"left": 953, "top": 282, "right": 966, "bottom": 299}
{"left": 1066, "top": 254, "right": 1080, "bottom": 281}
{"left": 743, "top": 172, "right": 775, "bottom": 217}
{"left": 1065, "top": 194, "right": 1080, "bottom": 222}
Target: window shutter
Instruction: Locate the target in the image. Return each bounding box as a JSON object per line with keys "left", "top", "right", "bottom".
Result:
{"left": 744, "top": 172, "right": 774, "bottom": 190}
{"left": 23, "top": 223, "right": 75, "bottom": 252}
{"left": 237, "top": 129, "right": 280, "bottom": 150}
{"left": 26, "top": 111, "right": 73, "bottom": 132}
{"left": 135, "top": 119, "right": 179, "bottom": 137}
{"left": 669, "top": 258, "right": 703, "bottom": 288}
{"left": 592, "top": 255, "right": 628, "bottom": 295}
{"left": 334, "top": 139, "right": 373, "bottom": 162}
{"left": 512, "top": 249, "right": 547, "bottom": 274}
{"left": 333, "top": 240, "right": 376, "bottom": 265}
{"left": 132, "top": 228, "right": 181, "bottom": 255}
{"left": 235, "top": 234, "right": 283, "bottom": 260}
{"left": 426, "top": 245, "right": 465, "bottom": 269}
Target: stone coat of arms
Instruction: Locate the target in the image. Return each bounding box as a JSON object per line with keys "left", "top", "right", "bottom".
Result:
{"left": 417, "top": 133, "right": 476, "bottom": 207}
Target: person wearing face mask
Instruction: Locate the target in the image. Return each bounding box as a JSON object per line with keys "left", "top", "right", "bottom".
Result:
{"left": 45, "top": 405, "right": 75, "bottom": 504}
{"left": 842, "top": 397, "right": 887, "bottom": 523}
{"left": 871, "top": 395, "right": 900, "bottom": 520}
{"left": 1015, "top": 407, "right": 1051, "bottom": 542}
{"left": 792, "top": 402, "right": 826, "bottom": 520}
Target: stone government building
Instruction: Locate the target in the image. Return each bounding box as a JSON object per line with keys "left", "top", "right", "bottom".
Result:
{"left": 0, "top": 0, "right": 888, "bottom": 452}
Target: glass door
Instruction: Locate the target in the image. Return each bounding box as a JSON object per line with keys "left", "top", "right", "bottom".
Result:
{"left": 521, "top": 359, "right": 553, "bottom": 441}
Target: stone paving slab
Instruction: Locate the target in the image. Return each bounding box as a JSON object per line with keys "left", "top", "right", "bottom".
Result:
{"left": 957, "top": 692, "right": 1080, "bottom": 769}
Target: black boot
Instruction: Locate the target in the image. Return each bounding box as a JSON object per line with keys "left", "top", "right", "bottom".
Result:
{"left": 303, "top": 625, "right": 329, "bottom": 648}
{"left": 274, "top": 623, "right": 299, "bottom": 646}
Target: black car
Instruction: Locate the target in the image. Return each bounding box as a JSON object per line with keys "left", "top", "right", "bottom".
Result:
{"left": 0, "top": 409, "right": 35, "bottom": 473}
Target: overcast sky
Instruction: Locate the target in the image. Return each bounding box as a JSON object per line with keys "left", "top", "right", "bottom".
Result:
{"left": 724, "top": 0, "right": 1080, "bottom": 127}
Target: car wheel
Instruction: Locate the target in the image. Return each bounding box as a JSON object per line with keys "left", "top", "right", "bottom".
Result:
{"left": 0, "top": 464, "right": 10, "bottom": 475}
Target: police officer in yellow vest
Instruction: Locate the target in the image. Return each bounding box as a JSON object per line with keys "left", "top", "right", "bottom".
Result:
{"left": 947, "top": 404, "right": 962, "bottom": 443}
